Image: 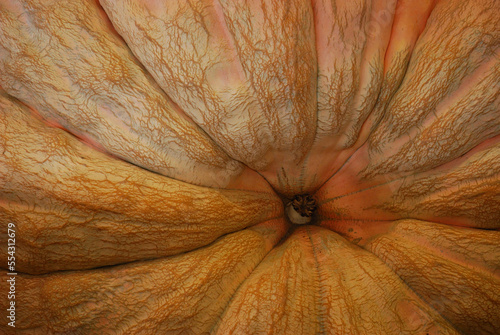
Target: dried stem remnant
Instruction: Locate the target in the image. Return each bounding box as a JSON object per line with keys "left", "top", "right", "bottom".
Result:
{"left": 286, "top": 194, "right": 317, "bottom": 225}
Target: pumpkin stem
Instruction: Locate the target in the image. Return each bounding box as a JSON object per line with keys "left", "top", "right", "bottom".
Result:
{"left": 286, "top": 194, "right": 317, "bottom": 225}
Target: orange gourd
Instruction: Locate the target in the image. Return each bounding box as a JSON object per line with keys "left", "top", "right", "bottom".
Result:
{"left": 0, "top": 0, "right": 499, "bottom": 334}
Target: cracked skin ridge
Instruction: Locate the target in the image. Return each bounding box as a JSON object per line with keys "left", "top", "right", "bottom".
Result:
{"left": 0, "top": 92, "right": 284, "bottom": 274}
{"left": 0, "top": 0, "right": 498, "bottom": 334}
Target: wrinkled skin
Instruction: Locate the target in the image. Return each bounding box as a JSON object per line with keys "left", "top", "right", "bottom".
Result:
{"left": 0, "top": 0, "right": 499, "bottom": 334}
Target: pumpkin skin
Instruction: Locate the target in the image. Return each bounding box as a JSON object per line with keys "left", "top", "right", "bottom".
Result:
{"left": 0, "top": 0, "right": 499, "bottom": 334}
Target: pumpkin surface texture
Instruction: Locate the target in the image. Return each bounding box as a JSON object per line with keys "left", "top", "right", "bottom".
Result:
{"left": 0, "top": 0, "right": 499, "bottom": 334}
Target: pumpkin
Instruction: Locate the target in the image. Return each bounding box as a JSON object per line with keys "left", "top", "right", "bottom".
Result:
{"left": 0, "top": 0, "right": 499, "bottom": 333}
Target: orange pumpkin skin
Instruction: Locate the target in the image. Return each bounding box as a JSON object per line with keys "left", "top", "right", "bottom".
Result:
{"left": 0, "top": 0, "right": 499, "bottom": 334}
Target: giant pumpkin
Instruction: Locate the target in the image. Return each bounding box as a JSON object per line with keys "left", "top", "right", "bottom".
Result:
{"left": 0, "top": 0, "right": 499, "bottom": 334}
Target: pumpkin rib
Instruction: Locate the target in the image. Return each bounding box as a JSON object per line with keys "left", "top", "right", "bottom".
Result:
{"left": 306, "top": 226, "right": 330, "bottom": 334}
{"left": 213, "top": 225, "right": 459, "bottom": 334}
{"left": 318, "top": 133, "right": 500, "bottom": 199}
{"left": 310, "top": 0, "right": 500, "bottom": 211}
{"left": 0, "top": 92, "right": 283, "bottom": 274}
{"left": 364, "top": 54, "right": 500, "bottom": 180}
{"left": 313, "top": 0, "right": 394, "bottom": 147}
{"left": 364, "top": 219, "right": 500, "bottom": 334}
{"left": 301, "top": 0, "right": 419, "bottom": 194}
{"left": 99, "top": 0, "right": 319, "bottom": 196}
{"left": 206, "top": 220, "right": 294, "bottom": 335}
{"left": 363, "top": 219, "right": 500, "bottom": 278}
{"left": 0, "top": 0, "right": 273, "bottom": 191}
{"left": 382, "top": 0, "right": 439, "bottom": 73}
{"left": 316, "top": 136, "right": 500, "bottom": 229}
{"left": 212, "top": 225, "right": 324, "bottom": 333}
{"left": 368, "top": 0, "right": 499, "bottom": 152}
{"left": 364, "top": 3, "right": 500, "bottom": 181}
{"left": 0, "top": 220, "right": 288, "bottom": 334}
